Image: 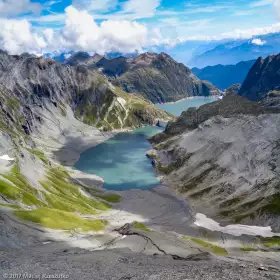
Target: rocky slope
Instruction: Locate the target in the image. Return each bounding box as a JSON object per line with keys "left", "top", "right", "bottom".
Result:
{"left": 66, "top": 52, "right": 220, "bottom": 103}
{"left": 0, "top": 50, "right": 172, "bottom": 132}
{"left": 239, "top": 54, "right": 280, "bottom": 101}
{"left": 149, "top": 94, "right": 280, "bottom": 231}
{"left": 192, "top": 60, "right": 255, "bottom": 90}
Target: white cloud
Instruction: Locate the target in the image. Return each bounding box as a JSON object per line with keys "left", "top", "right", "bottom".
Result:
{"left": 249, "top": 0, "right": 273, "bottom": 8}
{"left": 0, "top": 0, "right": 42, "bottom": 16}
{"left": 252, "top": 38, "right": 266, "bottom": 45}
{"left": 72, "top": 0, "right": 117, "bottom": 12}
{"left": 0, "top": 5, "right": 149, "bottom": 55}
{"left": 57, "top": 6, "right": 148, "bottom": 54}
{"left": 0, "top": 18, "right": 46, "bottom": 55}
{"left": 275, "top": 0, "right": 280, "bottom": 19}
{"left": 177, "top": 22, "right": 280, "bottom": 42}
{"left": 121, "top": 0, "right": 161, "bottom": 18}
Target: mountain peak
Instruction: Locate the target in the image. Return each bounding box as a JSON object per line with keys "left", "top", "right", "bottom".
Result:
{"left": 239, "top": 53, "right": 280, "bottom": 101}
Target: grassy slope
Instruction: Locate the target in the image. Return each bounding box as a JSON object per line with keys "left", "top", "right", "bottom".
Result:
{"left": 0, "top": 161, "right": 121, "bottom": 232}
{"left": 181, "top": 236, "right": 228, "bottom": 255}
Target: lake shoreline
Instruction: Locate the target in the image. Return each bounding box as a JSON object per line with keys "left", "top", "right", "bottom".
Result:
{"left": 156, "top": 95, "right": 219, "bottom": 105}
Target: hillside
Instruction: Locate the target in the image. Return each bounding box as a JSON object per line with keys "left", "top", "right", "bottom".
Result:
{"left": 192, "top": 60, "right": 255, "bottom": 90}
{"left": 66, "top": 52, "right": 220, "bottom": 103}
{"left": 149, "top": 94, "right": 280, "bottom": 230}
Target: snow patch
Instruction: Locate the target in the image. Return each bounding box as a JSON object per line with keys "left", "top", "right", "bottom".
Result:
{"left": 0, "top": 154, "right": 15, "bottom": 161}
{"left": 117, "top": 97, "right": 127, "bottom": 107}
{"left": 194, "top": 213, "right": 279, "bottom": 237}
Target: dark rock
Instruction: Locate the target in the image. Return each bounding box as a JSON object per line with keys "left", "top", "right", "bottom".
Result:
{"left": 239, "top": 54, "right": 280, "bottom": 101}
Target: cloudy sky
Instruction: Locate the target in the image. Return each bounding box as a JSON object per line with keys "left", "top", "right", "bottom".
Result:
{"left": 0, "top": 0, "right": 279, "bottom": 55}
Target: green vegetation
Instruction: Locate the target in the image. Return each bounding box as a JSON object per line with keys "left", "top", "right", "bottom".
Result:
{"left": 190, "top": 186, "right": 213, "bottom": 199}
{"left": 95, "top": 193, "right": 121, "bottom": 203}
{"left": 241, "top": 243, "right": 259, "bottom": 252}
{"left": 219, "top": 196, "right": 243, "bottom": 208}
{"left": 134, "top": 221, "right": 151, "bottom": 232}
{"left": 0, "top": 164, "right": 44, "bottom": 206}
{"left": 27, "top": 149, "right": 49, "bottom": 164}
{"left": 261, "top": 194, "right": 280, "bottom": 215}
{"left": 15, "top": 208, "right": 107, "bottom": 231}
{"left": 0, "top": 178, "right": 21, "bottom": 200}
{"left": 157, "top": 163, "right": 176, "bottom": 174}
{"left": 181, "top": 236, "right": 228, "bottom": 255}
{"left": 40, "top": 167, "right": 111, "bottom": 215}
{"left": 261, "top": 236, "right": 280, "bottom": 247}
{"left": 7, "top": 97, "right": 20, "bottom": 112}
{"left": 233, "top": 213, "right": 256, "bottom": 223}
{"left": 155, "top": 139, "right": 176, "bottom": 150}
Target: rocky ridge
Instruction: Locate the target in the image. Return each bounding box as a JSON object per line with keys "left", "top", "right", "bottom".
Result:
{"left": 65, "top": 51, "right": 220, "bottom": 103}
{"left": 239, "top": 54, "right": 280, "bottom": 101}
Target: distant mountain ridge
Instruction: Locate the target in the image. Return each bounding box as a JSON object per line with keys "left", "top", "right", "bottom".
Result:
{"left": 63, "top": 51, "right": 220, "bottom": 103}
{"left": 192, "top": 60, "right": 256, "bottom": 89}
{"left": 189, "top": 33, "right": 280, "bottom": 68}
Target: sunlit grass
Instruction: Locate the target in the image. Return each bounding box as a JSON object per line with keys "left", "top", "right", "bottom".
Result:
{"left": 134, "top": 221, "right": 150, "bottom": 232}
{"left": 181, "top": 236, "right": 228, "bottom": 255}
{"left": 15, "top": 208, "right": 107, "bottom": 231}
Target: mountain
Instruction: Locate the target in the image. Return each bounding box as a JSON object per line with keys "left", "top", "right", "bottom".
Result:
{"left": 92, "top": 52, "right": 220, "bottom": 103}
{"left": 149, "top": 94, "right": 280, "bottom": 230}
{"left": 239, "top": 54, "right": 280, "bottom": 101}
{"left": 64, "top": 52, "right": 104, "bottom": 66}
{"left": 0, "top": 50, "right": 171, "bottom": 133}
{"left": 189, "top": 33, "right": 280, "bottom": 68}
{"left": 192, "top": 60, "right": 256, "bottom": 90}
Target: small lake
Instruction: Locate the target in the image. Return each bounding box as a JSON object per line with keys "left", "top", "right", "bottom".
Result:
{"left": 75, "top": 126, "right": 163, "bottom": 191}
{"left": 155, "top": 96, "right": 218, "bottom": 116}
{"left": 75, "top": 97, "right": 217, "bottom": 191}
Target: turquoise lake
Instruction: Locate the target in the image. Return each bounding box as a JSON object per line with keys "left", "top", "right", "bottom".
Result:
{"left": 155, "top": 96, "right": 218, "bottom": 116}
{"left": 75, "top": 126, "right": 163, "bottom": 190}
{"left": 75, "top": 97, "right": 217, "bottom": 191}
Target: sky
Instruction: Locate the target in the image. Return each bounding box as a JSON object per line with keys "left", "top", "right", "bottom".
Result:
{"left": 0, "top": 0, "right": 279, "bottom": 55}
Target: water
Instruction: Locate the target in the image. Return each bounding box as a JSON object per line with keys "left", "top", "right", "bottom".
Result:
{"left": 75, "top": 97, "right": 217, "bottom": 191}
{"left": 155, "top": 96, "right": 218, "bottom": 116}
{"left": 75, "top": 126, "right": 163, "bottom": 191}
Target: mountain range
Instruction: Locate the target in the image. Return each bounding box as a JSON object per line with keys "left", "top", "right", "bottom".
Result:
{"left": 192, "top": 60, "right": 256, "bottom": 90}
{"left": 188, "top": 33, "right": 280, "bottom": 68}
{"left": 63, "top": 51, "right": 220, "bottom": 103}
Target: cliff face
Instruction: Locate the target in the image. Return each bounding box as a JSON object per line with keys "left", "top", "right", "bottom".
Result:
{"left": 239, "top": 54, "right": 280, "bottom": 101}
{"left": 149, "top": 94, "right": 280, "bottom": 230}
{"left": 0, "top": 50, "right": 172, "bottom": 134}
{"left": 66, "top": 52, "right": 220, "bottom": 103}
